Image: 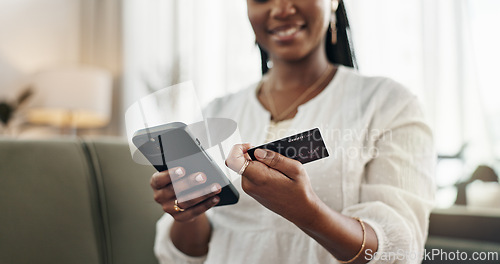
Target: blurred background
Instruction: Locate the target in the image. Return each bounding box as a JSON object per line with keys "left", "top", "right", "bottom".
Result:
{"left": 0, "top": 0, "right": 499, "bottom": 210}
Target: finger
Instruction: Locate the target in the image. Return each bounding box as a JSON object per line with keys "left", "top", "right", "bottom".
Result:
{"left": 241, "top": 143, "right": 253, "bottom": 160}
{"left": 171, "top": 171, "right": 208, "bottom": 194}
{"left": 241, "top": 143, "right": 253, "bottom": 153}
{"left": 153, "top": 184, "right": 176, "bottom": 204}
{"left": 172, "top": 195, "right": 220, "bottom": 222}
{"left": 150, "top": 167, "right": 185, "bottom": 190}
{"left": 240, "top": 159, "right": 291, "bottom": 186}
{"left": 253, "top": 148, "right": 304, "bottom": 179}
{"left": 225, "top": 143, "right": 253, "bottom": 173}
{"left": 176, "top": 183, "right": 222, "bottom": 208}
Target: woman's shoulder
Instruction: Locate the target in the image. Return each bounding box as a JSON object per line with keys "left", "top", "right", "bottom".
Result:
{"left": 338, "top": 65, "right": 415, "bottom": 103}
{"left": 337, "top": 66, "right": 425, "bottom": 126}
{"left": 203, "top": 82, "right": 258, "bottom": 118}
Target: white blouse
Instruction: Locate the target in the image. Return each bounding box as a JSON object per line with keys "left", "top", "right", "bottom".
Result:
{"left": 154, "top": 66, "right": 436, "bottom": 264}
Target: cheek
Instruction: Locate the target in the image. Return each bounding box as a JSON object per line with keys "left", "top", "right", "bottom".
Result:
{"left": 247, "top": 14, "right": 258, "bottom": 36}
{"left": 315, "top": 0, "right": 330, "bottom": 29}
{"left": 247, "top": 5, "right": 265, "bottom": 33}
{"left": 247, "top": 8, "right": 269, "bottom": 48}
{"left": 323, "top": 4, "right": 331, "bottom": 27}
{"left": 296, "top": 1, "right": 328, "bottom": 32}
{"left": 309, "top": 0, "right": 330, "bottom": 39}
{"left": 322, "top": 0, "right": 331, "bottom": 20}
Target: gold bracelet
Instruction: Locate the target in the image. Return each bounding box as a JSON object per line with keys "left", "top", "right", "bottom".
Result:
{"left": 338, "top": 217, "right": 366, "bottom": 264}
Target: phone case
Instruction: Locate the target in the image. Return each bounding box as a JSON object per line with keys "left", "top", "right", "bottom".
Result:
{"left": 132, "top": 122, "right": 239, "bottom": 206}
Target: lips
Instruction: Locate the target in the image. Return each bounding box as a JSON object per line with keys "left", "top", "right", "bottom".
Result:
{"left": 268, "top": 24, "right": 305, "bottom": 42}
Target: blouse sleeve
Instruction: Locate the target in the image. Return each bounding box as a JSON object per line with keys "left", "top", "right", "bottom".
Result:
{"left": 341, "top": 97, "right": 436, "bottom": 263}
{"left": 154, "top": 214, "right": 208, "bottom": 264}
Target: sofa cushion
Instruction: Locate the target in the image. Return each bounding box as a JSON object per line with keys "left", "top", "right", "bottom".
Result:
{"left": 84, "top": 138, "right": 162, "bottom": 264}
{"left": 0, "top": 139, "right": 105, "bottom": 264}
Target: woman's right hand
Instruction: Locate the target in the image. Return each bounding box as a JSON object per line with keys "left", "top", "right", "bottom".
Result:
{"left": 150, "top": 166, "right": 222, "bottom": 222}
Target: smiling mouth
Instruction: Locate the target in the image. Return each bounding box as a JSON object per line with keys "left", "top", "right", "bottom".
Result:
{"left": 269, "top": 25, "right": 305, "bottom": 38}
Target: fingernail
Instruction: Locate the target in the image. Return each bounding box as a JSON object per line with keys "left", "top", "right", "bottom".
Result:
{"left": 195, "top": 173, "right": 204, "bottom": 183}
{"left": 175, "top": 168, "right": 183, "bottom": 176}
{"left": 212, "top": 197, "right": 220, "bottom": 203}
{"left": 153, "top": 171, "right": 166, "bottom": 177}
{"left": 211, "top": 184, "right": 220, "bottom": 192}
{"left": 255, "top": 149, "right": 267, "bottom": 159}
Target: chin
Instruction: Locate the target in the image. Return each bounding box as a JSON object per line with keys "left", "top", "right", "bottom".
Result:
{"left": 271, "top": 48, "right": 310, "bottom": 63}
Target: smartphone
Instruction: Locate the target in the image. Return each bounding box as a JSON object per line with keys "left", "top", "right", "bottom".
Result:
{"left": 132, "top": 122, "right": 239, "bottom": 206}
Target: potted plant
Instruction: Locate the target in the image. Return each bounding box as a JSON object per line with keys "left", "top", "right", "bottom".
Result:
{"left": 0, "top": 88, "right": 33, "bottom": 136}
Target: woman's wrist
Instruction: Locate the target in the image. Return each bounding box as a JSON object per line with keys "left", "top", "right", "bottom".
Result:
{"left": 290, "top": 191, "right": 326, "bottom": 230}
{"left": 293, "top": 200, "right": 378, "bottom": 264}
{"left": 170, "top": 213, "right": 212, "bottom": 256}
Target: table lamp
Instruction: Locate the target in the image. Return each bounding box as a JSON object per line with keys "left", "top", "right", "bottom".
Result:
{"left": 27, "top": 66, "right": 113, "bottom": 134}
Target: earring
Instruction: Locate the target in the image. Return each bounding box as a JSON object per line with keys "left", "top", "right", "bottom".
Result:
{"left": 330, "top": 0, "right": 339, "bottom": 44}
{"left": 266, "top": 60, "right": 273, "bottom": 69}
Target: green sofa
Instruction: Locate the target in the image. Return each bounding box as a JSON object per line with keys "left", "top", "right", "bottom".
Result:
{"left": 0, "top": 138, "right": 162, "bottom": 264}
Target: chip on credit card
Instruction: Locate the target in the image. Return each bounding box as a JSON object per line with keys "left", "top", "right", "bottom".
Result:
{"left": 247, "top": 128, "right": 329, "bottom": 164}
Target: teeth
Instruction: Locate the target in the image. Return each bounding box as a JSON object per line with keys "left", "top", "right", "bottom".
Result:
{"left": 275, "top": 27, "right": 299, "bottom": 37}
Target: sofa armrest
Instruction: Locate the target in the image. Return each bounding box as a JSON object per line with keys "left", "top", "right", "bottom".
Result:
{"left": 428, "top": 206, "right": 500, "bottom": 243}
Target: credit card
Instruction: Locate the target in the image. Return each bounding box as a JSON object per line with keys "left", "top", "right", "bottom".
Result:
{"left": 247, "top": 128, "right": 329, "bottom": 164}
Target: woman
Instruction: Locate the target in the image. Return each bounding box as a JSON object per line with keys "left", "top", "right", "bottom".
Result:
{"left": 151, "top": 0, "right": 435, "bottom": 263}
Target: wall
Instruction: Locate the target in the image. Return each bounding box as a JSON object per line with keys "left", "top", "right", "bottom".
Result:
{"left": 0, "top": 0, "right": 81, "bottom": 99}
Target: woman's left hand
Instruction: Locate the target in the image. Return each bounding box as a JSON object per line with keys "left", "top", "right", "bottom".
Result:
{"left": 226, "top": 144, "right": 321, "bottom": 228}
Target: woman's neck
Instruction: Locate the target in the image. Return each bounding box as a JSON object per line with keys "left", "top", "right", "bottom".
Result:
{"left": 266, "top": 48, "right": 331, "bottom": 92}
